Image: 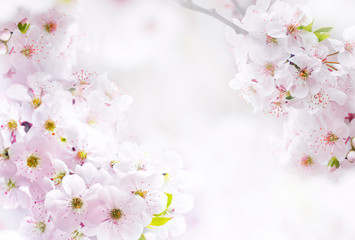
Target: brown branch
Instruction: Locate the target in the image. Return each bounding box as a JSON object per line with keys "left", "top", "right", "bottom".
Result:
{"left": 175, "top": 0, "right": 247, "bottom": 34}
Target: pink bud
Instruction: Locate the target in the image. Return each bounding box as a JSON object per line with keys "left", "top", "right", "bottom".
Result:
{"left": 0, "top": 42, "right": 7, "bottom": 55}
{"left": 0, "top": 29, "right": 11, "bottom": 42}
{"left": 348, "top": 150, "right": 355, "bottom": 163}
{"left": 19, "top": 18, "right": 29, "bottom": 25}
{"left": 328, "top": 165, "right": 337, "bottom": 172}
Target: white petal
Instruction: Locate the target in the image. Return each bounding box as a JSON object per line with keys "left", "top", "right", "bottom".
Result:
{"left": 6, "top": 84, "right": 31, "bottom": 102}
{"left": 325, "top": 88, "right": 347, "bottom": 105}
{"left": 266, "top": 22, "right": 286, "bottom": 38}
{"left": 44, "top": 189, "right": 68, "bottom": 211}
{"left": 62, "top": 175, "right": 86, "bottom": 196}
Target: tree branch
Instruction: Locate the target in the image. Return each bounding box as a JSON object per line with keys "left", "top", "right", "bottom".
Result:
{"left": 175, "top": 0, "right": 247, "bottom": 34}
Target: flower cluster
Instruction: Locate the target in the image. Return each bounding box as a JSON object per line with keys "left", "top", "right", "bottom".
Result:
{"left": 0, "top": 4, "right": 191, "bottom": 240}
{"left": 228, "top": 0, "right": 355, "bottom": 174}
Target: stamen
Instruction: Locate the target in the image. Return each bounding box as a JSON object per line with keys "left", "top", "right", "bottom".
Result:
{"left": 110, "top": 208, "right": 123, "bottom": 220}
{"left": 264, "top": 62, "right": 276, "bottom": 76}
{"left": 327, "top": 52, "right": 339, "bottom": 57}
{"left": 301, "top": 155, "right": 314, "bottom": 167}
{"left": 71, "top": 197, "right": 84, "bottom": 210}
{"left": 299, "top": 69, "right": 310, "bottom": 80}
{"left": 77, "top": 150, "right": 87, "bottom": 160}
{"left": 326, "top": 64, "right": 338, "bottom": 71}
{"left": 133, "top": 190, "right": 148, "bottom": 198}
{"left": 7, "top": 119, "right": 18, "bottom": 130}
{"left": 44, "top": 119, "right": 56, "bottom": 132}
{"left": 6, "top": 179, "right": 16, "bottom": 190}
{"left": 27, "top": 154, "right": 40, "bottom": 168}
{"left": 266, "top": 35, "right": 278, "bottom": 44}
{"left": 324, "top": 61, "right": 340, "bottom": 64}
{"left": 43, "top": 21, "right": 57, "bottom": 33}
{"left": 31, "top": 98, "right": 42, "bottom": 108}
{"left": 0, "top": 148, "right": 10, "bottom": 160}
{"left": 72, "top": 230, "right": 85, "bottom": 240}
{"left": 20, "top": 45, "right": 36, "bottom": 59}
{"left": 52, "top": 171, "right": 66, "bottom": 185}
{"left": 286, "top": 24, "right": 299, "bottom": 35}
{"left": 324, "top": 131, "right": 339, "bottom": 145}
{"left": 35, "top": 221, "right": 46, "bottom": 233}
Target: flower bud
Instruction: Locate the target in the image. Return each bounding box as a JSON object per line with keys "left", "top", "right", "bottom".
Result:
{"left": 0, "top": 29, "right": 11, "bottom": 42}
{"left": 347, "top": 150, "right": 355, "bottom": 163}
{"left": 328, "top": 157, "right": 340, "bottom": 172}
{"left": 18, "top": 18, "right": 30, "bottom": 34}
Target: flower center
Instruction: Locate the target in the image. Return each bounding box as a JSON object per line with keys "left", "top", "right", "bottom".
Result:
{"left": 301, "top": 155, "right": 313, "bottom": 167}
{"left": 43, "top": 21, "right": 57, "bottom": 33}
{"left": 135, "top": 160, "right": 146, "bottom": 171}
{"left": 0, "top": 148, "right": 10, "bottom": 160}
{"left": 35, "top": 221, "right": 46, "bottom": 233}
{"left": 77, "top": 150, "right": 87, "bottom": 160}
{"left": 27, "top": 154, "right": 40, "bottom": 168}
{"left": 44, "top": 119, "right": 56, "bottom": 132}
{"left": 20, "top": 45, "right": 36, "bottom": 59}
{"left": 6, "top": 179, "right": 16, "bottom": 190}
{"left": 325, "top": 132, "right": 339, "bottom": 145}
{"left": 345, "top": 41, "right": 354, "bottom": 53}
{"left": 264, "top": 62, "right": 276, "bottom": 76}
{"left": 110, "top": 159, "right": 120, "bottom": 168}
{"left": 7, "top": 119, "right": 18, "bottom": 130}
{"left": 32, "top": 98, "right": 42, "bottom": 108}
{"left": 134, "top": 190, "right": 148, "bottom": 198}
{"left": 110, "top": 208, "right": 123, "bottom": 220}
{"left": 52, "top": 171, "right": 66, "bottom": 185}
{"left": 266, "top": 34, "right": 278, "bottom": 44}
{"left": 286, "top": 24, "right": 298, "bottom": 35}
{"left": 72, "top": 230, "right": 85, "bottom": 240}
{"left": 163, "top": 173, "right": 170, "bottom": 182}
{"left": 299, "top": 69, "right": 310, "bottom": 80}
{"left": 71, "top": 197, "right": 84, "bottom": 210}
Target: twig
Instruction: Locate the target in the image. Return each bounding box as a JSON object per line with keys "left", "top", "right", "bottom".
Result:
{"left": 175, "top": 0, "right": 247, "bottom": 34}
{"left": 230, "top": 0, "right": 244, "bottom": 16}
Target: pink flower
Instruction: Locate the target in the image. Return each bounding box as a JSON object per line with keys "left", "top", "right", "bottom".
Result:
{"left": 121, "top": 172, "right": 167, "bottom": 215}
{"left": 89, "top": 186, "right": 148, "bottom": 240}
{"left": 10, "top": 136, "right": 55, "bottom": 181}
{"left": 44, "top": 174, "right": 101, "bottom": 232}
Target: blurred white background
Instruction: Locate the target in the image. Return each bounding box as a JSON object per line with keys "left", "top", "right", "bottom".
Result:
{"left": 3, "top": 0, "right": 355, "bottom": 239}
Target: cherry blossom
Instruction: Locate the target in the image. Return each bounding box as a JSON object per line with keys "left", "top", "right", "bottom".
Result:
{"left": 0, "top": 3, "right": 191, "bottom": 239}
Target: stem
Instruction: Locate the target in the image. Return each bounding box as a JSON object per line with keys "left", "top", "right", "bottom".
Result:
{"left": 175, "top": 0, "right": 247, "bottom": 34}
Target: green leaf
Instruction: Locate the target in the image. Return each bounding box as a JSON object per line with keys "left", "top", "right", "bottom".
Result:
{"left": 328, "top": 157, "right": 340, "bottom": 168}
{"left": 314, "top": 32, "right": 330, "bottom": 42}
{"left": 18, "top": 23, "right": 30, "bottom": 34}
{"left": 154, "top": 193, "right": 173, "bottom": 217}
{"left": 139, "top": 234, "right": 147, "bottom": 240}
{"left": 314, "top": 27, "right": 333, "bottom": 33}
{"left": 166, "top": 193, "right": 173, "bottom": 209}
{"left": 285, "top": 91, "right": 294, "bottom": 100}
{"left": 313, "top": 27, "right": 333, "bottom": 42}
{"left": 298, "top": 21, "right": 313, "bottom": 32}
{"left": 149, "top": 217, "right": 172, "bottom": 227}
